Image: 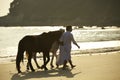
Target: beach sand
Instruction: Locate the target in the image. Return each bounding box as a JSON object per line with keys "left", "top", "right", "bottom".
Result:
{"left": 0, "top": 52, "right": 120, "bottom": 80}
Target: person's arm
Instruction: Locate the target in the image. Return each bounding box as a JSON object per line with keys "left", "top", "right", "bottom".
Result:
{"left": 71, "top": 34, "right": 80, "bottom": 48}
{"left": 59, "top": 34, "right": 64, "bottom": 46}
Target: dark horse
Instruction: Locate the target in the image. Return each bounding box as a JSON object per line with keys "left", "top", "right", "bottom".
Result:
{"left": 16, "top": 30, "right": 63, "bottom": 73}
{"left": 26, "top": 41, "right": 59, "bottom": 70}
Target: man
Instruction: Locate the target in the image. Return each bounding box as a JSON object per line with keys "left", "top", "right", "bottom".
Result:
{"left": 57, "top": 26, "right": 80, "bottom": 69}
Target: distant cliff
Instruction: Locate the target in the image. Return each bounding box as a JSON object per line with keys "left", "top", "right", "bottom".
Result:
{"left": 0, "top": 0, "right": 120, "bottom": 26}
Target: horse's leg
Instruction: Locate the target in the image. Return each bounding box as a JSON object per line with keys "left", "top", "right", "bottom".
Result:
{"left": 26, "top": 51, "right": 30, "bottom": 70}
{"left": 44, "top": 51, "right": 50, "bottom": 70}
{"left": 26, "top": 62, "right": 29, "bottom": 70}
{"left": 41, "top": 53, "right": 46, "bottom": 69}
{"left": 50, "top": 54, "right": 54, "bottom": 68}
{"left": 41, "top": 51, "right": 50, "bottom": 70}
{"left": 55, "top": 52, "right": 59, "bottom": 67}
{"left": 33, "top": 52, "right": 40, "bottom": 69}
{"left": 50, "top": 51, "right": 55, "bottom": 68}
{"left": 28, "top": 52, "right": 35, "bottom": 72}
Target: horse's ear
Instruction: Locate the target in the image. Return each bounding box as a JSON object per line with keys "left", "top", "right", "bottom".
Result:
{"left": 59, "top": 29, "right": 65, "bottom": 33}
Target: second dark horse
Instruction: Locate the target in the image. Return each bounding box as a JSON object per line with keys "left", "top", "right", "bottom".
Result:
{"left": 16, "top": 30, "right": 63, "bottom": 73}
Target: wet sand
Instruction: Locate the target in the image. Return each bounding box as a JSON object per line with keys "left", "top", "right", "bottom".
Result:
{"left": 0, "top": 52, "right": 120, "bottom": 80}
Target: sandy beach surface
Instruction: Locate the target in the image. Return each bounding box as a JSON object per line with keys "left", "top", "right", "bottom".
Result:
{"left": 0, "top": 52, "right": 120, "bottom": 80}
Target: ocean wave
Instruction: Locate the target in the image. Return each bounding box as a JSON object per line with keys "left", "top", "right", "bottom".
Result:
{"left": 0, "top": 27, "right": 120, "bottom": 63}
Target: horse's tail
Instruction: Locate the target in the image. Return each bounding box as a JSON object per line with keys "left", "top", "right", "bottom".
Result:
{"left": 16, "top": 41, "right": 24, "bottom": 73}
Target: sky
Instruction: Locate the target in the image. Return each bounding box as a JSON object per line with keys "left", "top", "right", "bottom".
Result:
{"left": 0, "top": 0, "right": 13, "bottom": 17}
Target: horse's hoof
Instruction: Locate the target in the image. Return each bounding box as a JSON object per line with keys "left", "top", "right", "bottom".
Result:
{"left": 37, "top": 66, "right": 41, "bottom": 69}
{"left": 27, "top": 67, "right": 29, "bottom": 70}
{"left": 44, "top": 67, "right": 48, "bottom": 71}
{"left": 40, "top": 65, "right": 44, "bottom": 69}
{"left": 44, "top": 69, "right": 48, "bottom": 71}
{"left": 56, "top": 64, "right": 59, "bottom": 69}
{"left": 51, "top": 65, "right": 54, "bottom": 69}
{"left": 18, "top": 70, "right": 22, "bottom": 73}
{"left": 32, "top": 69, "right": 35, "bottom": 72}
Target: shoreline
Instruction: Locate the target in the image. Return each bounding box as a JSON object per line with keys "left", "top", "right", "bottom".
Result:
{"left": 0, "top": 46, "right": 120, "bottom": 64}
{"left": 71, "top": 47, "right": 120, "bottom": 55}
{"left": 0, "top": 40, "right": 120, "bottom": 63}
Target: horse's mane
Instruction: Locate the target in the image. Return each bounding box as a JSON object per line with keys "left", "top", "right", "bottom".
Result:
{"left": 39, "top": 30, "right": 62, "bottom": 38}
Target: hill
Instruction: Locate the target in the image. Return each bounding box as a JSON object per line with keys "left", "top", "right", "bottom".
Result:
{"left": 0, "top": 0, "right": 120, "bottom": 26}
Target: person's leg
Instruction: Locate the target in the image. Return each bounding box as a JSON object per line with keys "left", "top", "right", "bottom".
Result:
{"left": 69, "top": 59, "right": 76, "bottom": 69}
{"left": 62, "top": 60, "right": 67, "bottom": 70}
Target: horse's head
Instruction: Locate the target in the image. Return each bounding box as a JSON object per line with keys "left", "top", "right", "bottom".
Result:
{"left": 37, "top": 29, "right": 64, "bottom": 45}
{"left": 49, "top": 29, "right": 64, "bottom": 41}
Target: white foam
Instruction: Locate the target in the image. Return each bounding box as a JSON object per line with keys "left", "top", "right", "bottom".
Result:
{"left": 72, "top": 40, "right": 120, "bottom": 50}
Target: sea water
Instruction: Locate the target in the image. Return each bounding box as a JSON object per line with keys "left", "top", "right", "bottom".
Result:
{"left": 0, "top": 26, "right": 120, "bottom": 62}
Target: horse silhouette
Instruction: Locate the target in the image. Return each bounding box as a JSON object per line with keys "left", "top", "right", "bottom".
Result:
{"left": 26, "top": 41, "right": 59, "bottom": 70}
{"left": 16, "top": 30, "right": 63, "bottom": 73}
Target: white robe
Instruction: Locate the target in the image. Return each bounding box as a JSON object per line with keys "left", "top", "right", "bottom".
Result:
{"left": 57, "top": 31, "right": 78, "bottom": 65}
